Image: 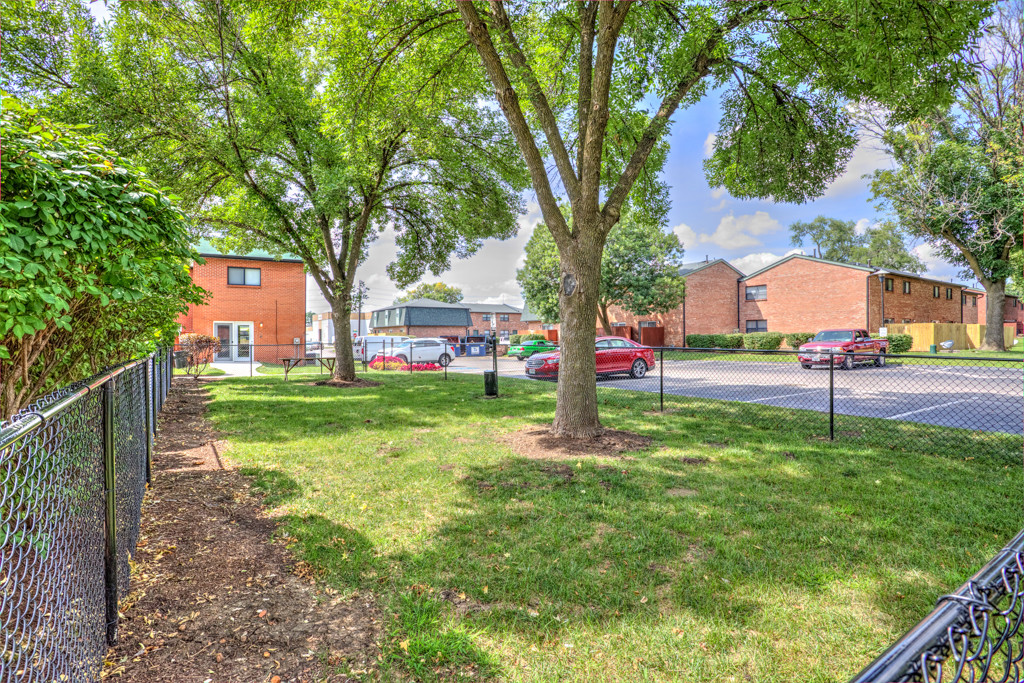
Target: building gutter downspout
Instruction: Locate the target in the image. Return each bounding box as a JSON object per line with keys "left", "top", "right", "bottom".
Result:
{"left": 865, "top": 275, "right": 871, "bottom": 331}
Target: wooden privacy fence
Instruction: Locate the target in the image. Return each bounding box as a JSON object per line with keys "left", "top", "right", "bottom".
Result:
{"left": 885, "top": 322, "right": 1016, "bottom": 351}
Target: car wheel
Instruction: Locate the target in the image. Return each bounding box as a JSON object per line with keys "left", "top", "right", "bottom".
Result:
{"left": 517, "top": 355, "right": 525, "bottom": 361}
{"left": 396, "top": 354, "right": 408, "bottom": 364}
{"left": 801, "top": 363, "right": 813, "bottom": 370}
{"left": 841, "top": 354, "right": 853, "bottom": 371}
{"left": 875, "top": 352, "right": 886, "bottom": 368}
{"left": 629, "top": 359, "right": 648, "bottom": 379}
{"left": 438, "top": 354, "right": 451, "bottom": 367}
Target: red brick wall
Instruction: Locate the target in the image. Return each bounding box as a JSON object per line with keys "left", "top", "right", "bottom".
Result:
{"left": 740, "top": 259, "right": 870, "bottom": 334}
{"left": 374, "top": 325, "right": 467, "bottom": 338}
{"left": 467, "top": 312, "right": 522, "bottom": 336}
{"left": 963, "top": 292, "right": 982, "bottom": 324}
{"left": 605, "top": 261, "right": 741, "bottom": 345}
{"left": 974, "top": 293, "right": 1023, "bottom": 325}
{"left": 871, "top": 276, "right": 963, "bottom": 327}
{"left": 177, "top": 256, "right": 306, "bottom": 363}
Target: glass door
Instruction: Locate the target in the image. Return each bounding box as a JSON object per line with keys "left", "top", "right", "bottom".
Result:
{"left": 236, "top": 324, "right": 251, "bottom": 359}
{"left": 215, "top": 324, "right": 232, "bottom": 360}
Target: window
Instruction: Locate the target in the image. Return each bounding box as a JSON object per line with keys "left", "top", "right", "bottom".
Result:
{"left": 884, "top": 278, "right": 894, "bottom": 292}
{"left": 541, "top": 324, "right": 555, "bottom": 330}
{"left": 481, "top": 314, "right": 491, "bottom": 322}
{"left": 946, "top": 288, "right": 953, "bottom": 300}
{"left": 745, "top": 319, "right": 767, "bottom": 333}
{"left": 510, "top": 330, "right": 518, "bottom": 335}
{"left": 609, "top": 339, "right": 631, "bottom": 348}
{"left": 883, "top": 318, "right": 894, "bottom": 325}
{"left": 595, "top": 340, "right": 612, "bottom": 348}
{"left": 902, "top": 281, "right": 911, "bottom": 294}
{"left": 972, "top": 297, "right": 977, "bottom": 307}
{"left": 933, "top": 286, "right": 940, "bottom": 298}
{"left": 473, "top": 329, "right": 480, "bottom": 336}
{"left": 227, "top": 267, "right": 261, "bottom": 286}
{"left": 639, "top": 321, "right": 658, "bottom": 328}
{"left": 745, "top": 285, "right": 766, "bottom": 301}
{"left": 962, "top": 294, "right": 967, "bottom": 305}
{"left": 902, "top": 318, "right": 912, "bottom": 323}
{"left": 499, "top": 314, "right": 510, "bottom": 322}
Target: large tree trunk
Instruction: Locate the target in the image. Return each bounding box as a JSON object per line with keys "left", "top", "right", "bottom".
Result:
{"left": 981, "top": 279, "right": 1008, "bottom": 351}
{"left": 597, "top": 301, "right": 613, "bottom": 336}
{"left": 552, "top": 234, "right": 605, "bottom": 438}
{"left": 331, "top": 294, "right": 357, "bottom": 381}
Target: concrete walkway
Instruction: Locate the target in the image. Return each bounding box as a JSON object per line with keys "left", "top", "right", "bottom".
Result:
{"left": 209, "top": 361, "right": 260, "bottom": 377}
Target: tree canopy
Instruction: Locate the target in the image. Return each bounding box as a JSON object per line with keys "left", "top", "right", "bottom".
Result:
{"left": 458, "top": 0, "right": 991, "bottom": 437}
{"left": 518, "top": 214, "right": 686, "bottom": 333}
{"left": 0, "top": 95, "right": 203, "bottom": 416}
{"left": 789, "top": 216, "right": 924, "bottom": 272}
{"left": 395, "top": 283, "right": 464, "bottom": 305}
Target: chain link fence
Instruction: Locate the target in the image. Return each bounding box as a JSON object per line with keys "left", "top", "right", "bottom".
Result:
{"left": 0, "top": 348, "right": 172, "bottom": 682}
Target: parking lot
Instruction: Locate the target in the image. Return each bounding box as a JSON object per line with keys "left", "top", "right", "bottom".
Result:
{"left": 448, "top": 355, "right": 1023, "bottom": 434}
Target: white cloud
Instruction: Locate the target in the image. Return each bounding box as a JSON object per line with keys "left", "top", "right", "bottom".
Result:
{"left": 672, "top": 223, "right": 699, "bottom": 251}
{"left": 702, "top": 211, "right": 783, "bottom": 249}
{"left": 854, "top": 218, "right": 873, "bottom": 236}
{"left": 824, "top": 140, "right": 890, "bottom": 198}
{"left": 710, "top": 186, "right": 727, "bottom": 199}
{"left": 707, "top": 199, "right": 728, "bottom": 212}
{"left": 729, "top": 248, "right": 805, "bottom": 275}
{"left": 703, "top": 132, "right": 717, "bottom": 157}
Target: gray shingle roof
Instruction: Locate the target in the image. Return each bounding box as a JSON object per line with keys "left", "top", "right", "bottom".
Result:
{"left": 370, "top": 299, "right": 472, "bottom": 328}
{"left": 460, "top": 302, "right": 522, "bottom": 314}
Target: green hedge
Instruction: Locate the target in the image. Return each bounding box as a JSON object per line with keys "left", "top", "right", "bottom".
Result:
{"left": 887, "top": 334, "right": 913, "bottom": 354}
{"left": 685, "top": 333, "right": 744, "bottom": 349}
{"left": 743, "top": 332, "right": 785, "bottom": 350}
{"left": 784, "top": 332, "right": 816, "bottom": 349}
{"left": 509, "top": 334, "right": 522, "bottom": 344}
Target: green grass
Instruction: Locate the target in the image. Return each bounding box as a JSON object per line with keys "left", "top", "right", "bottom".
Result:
{"left": 205, "top": 373, "right": 1021, "bottom": 682}
{"left": 173, "top": 366, "right": 226, "bottom": 377}
{"left": 255, "top": 362, "right": 333, "bottom": 376}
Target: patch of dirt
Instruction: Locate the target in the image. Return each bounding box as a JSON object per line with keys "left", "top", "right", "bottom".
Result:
{"left": 582, "top": 523, "right": 616, "bottom": 550}
{"left": 683, "top": 543, "right": 711, "bottom": 564}
{"left": 666, "top": 487, "right": 698, "bottom": 498}
{"left": 438, "top": 463, "right": 455, "bottom": 472}
{"left": 782, "top": 451, "right": 796, "bottom": 460}
{"left": 505, "top": 427, "right": 652, "bottom": 460}
{"left": 839, "top": 430, "right": 863, "bottom": 438}
{"left": 703, "top": 440, "right": 731, "bottom": 449}
{"left": 105, "top": 380, "right": 380, "bottom": 682}
{"left": 679, "top": 456, "right": 710, "bottom": 465}
{"left": 311, "top": 378, "right": 381, "bottom": 389}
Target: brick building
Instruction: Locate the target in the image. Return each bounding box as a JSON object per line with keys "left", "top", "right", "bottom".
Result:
{"left": 178, "top": 239, "right": 306, "bottom": 363}
{"left": 972, "top": 289, "right": 1024, "bottom": 333}
{"left": 739, "top": 255, "right": 967, "bottom": 335}
{"left": 370, "top": 299, "right": 473, "bottom": 337}
{"left": 463, "top": 303, "right": 522, "bottom": 339}
{"left": 962, "top": 288, "right": 984, "bottom": 325}
{"left": 605, "top": 259, "right": 743, "bottom": 346}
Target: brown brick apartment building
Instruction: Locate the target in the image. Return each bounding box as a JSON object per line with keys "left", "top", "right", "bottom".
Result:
{"left": 605, "top": 259, "right": 744, "bottom": 346}
{"left": 463, "top": 303, "right": 523, "bottom": 339}
{"left": 178, "top": 239, "right": 306, "bottom": 363}
{"left": 370, "top": 299, "right": 474, "bottom": 337}
{"left": 739, "top": 255, "right": 966, "bottom": 335}
{"left": 972, "top": 289, "right": 1024, "bottom": 332}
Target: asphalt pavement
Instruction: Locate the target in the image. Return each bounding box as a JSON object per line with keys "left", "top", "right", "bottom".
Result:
{"left": 447, "top": 355, "right": 1023, "bottom": 434}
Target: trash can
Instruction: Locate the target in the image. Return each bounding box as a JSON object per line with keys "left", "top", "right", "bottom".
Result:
{"left": 484, "top": 370, "right": 498, "bottom": 396}
{"left": 929, "top": 344, "right": 937, "bottom": 354}
{"left": 173, "top": 351, "right": 189, "bottom": 369}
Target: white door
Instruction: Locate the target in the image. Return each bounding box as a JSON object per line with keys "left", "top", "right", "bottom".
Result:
{"left": 213, "top": 322, "right": 254, "bottom": 361}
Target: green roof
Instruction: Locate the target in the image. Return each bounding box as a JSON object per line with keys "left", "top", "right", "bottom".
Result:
{"left": 196, "top": 238, "right": 303, "bottom": 263}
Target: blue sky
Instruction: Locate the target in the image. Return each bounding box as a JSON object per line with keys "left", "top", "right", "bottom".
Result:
{"left": 82, "top": 1, "right": 966, "bottom": 312}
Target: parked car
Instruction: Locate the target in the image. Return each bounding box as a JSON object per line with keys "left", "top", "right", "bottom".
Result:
{"left": 524, "top": 336, "right": 654, "bottom": 379}
{"left": 354, "top": 335, "right": 410, "bottom": 362}
{"left": 372, "top": 338, "right": 457, "bottom": 367}
{"left": 797, "top": 329, "right": 889, "bottom": 370}
{"left": 508, "top": 339, "right": 558, "bottom": 360}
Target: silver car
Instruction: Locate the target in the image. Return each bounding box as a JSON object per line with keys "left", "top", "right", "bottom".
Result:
{"left": 372, "top": 338, "right": 456, "bottom": 366}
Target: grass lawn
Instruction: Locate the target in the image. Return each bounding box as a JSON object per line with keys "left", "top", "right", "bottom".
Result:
{"left": 204, "top": 373, "right": 1021, "bottom": 682}
{"left": 256, "top": 362, "right": 334, "bottom": 376}
{"left": 173, "top": 366, "right": 226, "bottom": 377}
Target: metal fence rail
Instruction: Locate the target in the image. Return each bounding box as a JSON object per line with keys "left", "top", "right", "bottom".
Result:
{"left": 849, "top": 527, "right": 1024, "bottom": 683}
{"left": 0, "top": 348, "right": 172, "bottom": 682}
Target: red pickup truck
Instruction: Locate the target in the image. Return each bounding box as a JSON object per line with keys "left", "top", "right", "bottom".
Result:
{"left": 797, "top": 329, "right": 889, "bottom": 370}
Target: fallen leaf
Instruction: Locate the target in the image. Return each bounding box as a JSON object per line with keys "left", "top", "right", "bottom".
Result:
{"left": 399, "top": 639, "right": 409, "bottom": 653}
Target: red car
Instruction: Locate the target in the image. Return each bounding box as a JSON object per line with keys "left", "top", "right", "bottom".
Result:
{"left": 524, "top": 336, "right": 655, "bottom": 379}
{"left": 797, "top": 329, "right": 889, "bottom": 370}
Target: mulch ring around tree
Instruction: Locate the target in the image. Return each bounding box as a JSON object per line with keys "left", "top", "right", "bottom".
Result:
{"left": 505, "top": 426, "right": 653, "bottom": 460}
{"left": 104, "top": 380, "right": 380, "bottom": 683}
{"left": 312, "top": 378, "right": 381, "bottom": 389}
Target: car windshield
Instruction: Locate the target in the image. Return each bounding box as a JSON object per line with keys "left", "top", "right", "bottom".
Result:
{"left": 812, "top": 331, "right": 853, "bottom": 342}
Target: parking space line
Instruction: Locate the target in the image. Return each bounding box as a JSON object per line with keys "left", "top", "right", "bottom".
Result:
{"left": 742, "top": 389, "right": 823, "bottom": 403}
{"left": 884, "top": 399, "right": 970, "bottom": 420}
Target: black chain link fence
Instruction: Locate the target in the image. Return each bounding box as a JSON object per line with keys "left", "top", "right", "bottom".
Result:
{"left": 849, "top": 527, "right": 1024, "bottom": 683}
{"left": 0, "top": 349, "right": 172, "bottom": 682}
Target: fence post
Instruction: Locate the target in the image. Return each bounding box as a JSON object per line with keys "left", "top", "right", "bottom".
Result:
{"left": 660, "top": 348, "right": 664, "bottom": 412}
{"left": 144, "top": 358, "right": 153, "bottom": 486}
{"left": 492, "top": 335, "right": 498, "bottom": 396}
{"left": 829, "top": 350, "right": 835, "bottom": 441}
{"left": 102, "top": 377, "right": 120, "bottom": 646}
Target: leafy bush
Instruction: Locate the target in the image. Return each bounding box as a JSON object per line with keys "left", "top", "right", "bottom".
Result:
{"left": 784, "top": 332, "right": 816, "bottom": 349}
{"left": 509, "top": 334, "right": 522, "bottom": 345}
{"left": 520, "top": 333, "right": 547, "bottom": 342}
{"left": 685, "top": 334, "right": 714, "bottom": 348}
{"left": 743, "top": 332, "right": 785, "bottom": 350}
{"left": 716, "top": 334, "right": 744, "bottom": 349}
{"left": 887, "top": 334, "right": 913, "bottom": 354}
{"left": 179, "top": 333, "right": 220, "bottom": 379}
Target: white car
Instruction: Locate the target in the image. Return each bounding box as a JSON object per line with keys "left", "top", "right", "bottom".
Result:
{"left": 354, "top": 335, "right": 409, "bottom": 362}
{"left": 372, "top": 338, "right": 457, "bottom": 367}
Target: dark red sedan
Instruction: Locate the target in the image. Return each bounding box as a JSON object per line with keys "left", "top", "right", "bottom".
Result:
{"left": 524, "top": 336, "right": 655, "bottom": 379}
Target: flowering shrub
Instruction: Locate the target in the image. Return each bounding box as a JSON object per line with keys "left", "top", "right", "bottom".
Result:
{"left": 179, "top": 333, "right": 220, "bottom": 379}
{"left": 369, "top": 356, "right": 442, "bottom": 371}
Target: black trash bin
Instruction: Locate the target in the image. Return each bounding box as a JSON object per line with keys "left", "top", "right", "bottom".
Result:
{"left": 173, "top": 350, "right": 189, "bottom": 369}
{"left": 484, "top": 370, "right": 498, "bottom": 396}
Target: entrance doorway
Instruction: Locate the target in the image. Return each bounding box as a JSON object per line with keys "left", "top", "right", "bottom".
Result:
{"left": 213, "top": 322, "right": 253, "bottom": 361}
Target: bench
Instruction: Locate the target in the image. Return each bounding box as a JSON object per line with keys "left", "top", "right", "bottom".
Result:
{"left": 279, "top": 357, "right": 336, "bottom": 380}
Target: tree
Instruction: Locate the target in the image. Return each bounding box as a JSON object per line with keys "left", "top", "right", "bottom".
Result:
{"left": 868, "top": 2, "right": 1022, "bottom": 350}
{"left": 457, "top": 0, "right": 989, "bottom": 437}
{"left": 789, "top": 216, "right": 924, "bottom": 271}
{"left": 517, "top": 214, "right": 686, "bottom": 333}
{"left": 8, "top": 0, "right": 527, "bottom": 382}
{"left": 0, "top": 96, "right": 203, "bottom": 417}
{"left": 395, "top": 283, "right": 464, "bottom": 305}
{"left": 305, "top": 311, "right": 314, "bottom": 326}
